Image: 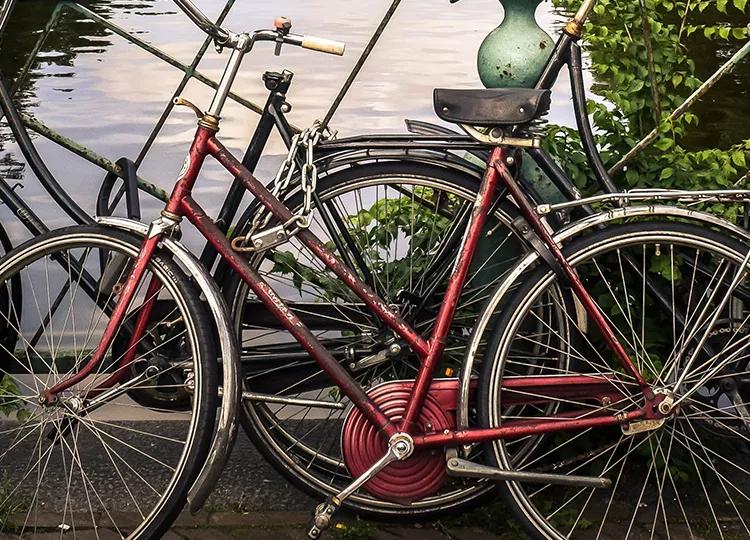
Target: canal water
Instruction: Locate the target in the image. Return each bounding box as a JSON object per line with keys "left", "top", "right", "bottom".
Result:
{"left": 0, "top": 0, "right": 748, "bottom": 253}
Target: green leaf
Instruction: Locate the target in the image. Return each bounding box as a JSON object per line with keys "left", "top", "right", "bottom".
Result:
{"left": 625, "top": 167, "right": 640, "bottom": 186}
{"left": 718, "top": 0, "right": 729, "bottom": 12}
{"left": 654, "top": 137, "right": 675, "bottom": 151}
{"left": 734, "top": 0, "right": 747, "bottom": 10}
{"left": 732, "top": 151, "right": 747, "bottom": 167}
{"left": 659, "top": 167, "right": 675, "bottom": 180}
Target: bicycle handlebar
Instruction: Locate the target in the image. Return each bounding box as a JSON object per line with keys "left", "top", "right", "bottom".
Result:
{"left": 172, "top": 0, "right": 230, "bottom": 43}
{"left": 171, "top": 0, "right": 345, "bottom": 56}
{"left": 290, "top": 34, "right": 346, "bottom": 56}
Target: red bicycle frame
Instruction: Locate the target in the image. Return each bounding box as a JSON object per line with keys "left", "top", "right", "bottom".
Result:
{"left": 41, "top": 121, "right": 664, "bottom": 446}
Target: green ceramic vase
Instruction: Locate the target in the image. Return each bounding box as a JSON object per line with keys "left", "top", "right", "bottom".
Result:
{"left": 477, "top": 0, "right": 554, "bottom": 88}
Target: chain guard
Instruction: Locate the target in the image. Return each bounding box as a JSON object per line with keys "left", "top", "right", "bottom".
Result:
{"left": 341, "top": 380, "right": 454, "bottom": 503}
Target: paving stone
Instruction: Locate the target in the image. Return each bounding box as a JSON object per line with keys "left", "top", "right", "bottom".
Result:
{"left": 175, "top": 527, "right": 236, "bottom": 540}
{"left": 228, "top": 529, "right": 299, "bottom": 540}
{"left": 161, "top": 531, "right": 188, "bottom": 540}
{"left": 6, "top": 528, "right": 120, "bottom": 539}
{"left": 61, "top": 529, "right": 124, "bottom": 540}
{"left": 208, "top": 511, "right": 309, "bottom": 528}
{"left": 8, "top": 511, "right": 99, "bottom": 529}
{"left": 173, "top": 511, "right": 210, "bottom": 528}
{"left": 445, "top": 526, "right": 500, "bottom": 540}
{"left": 96, "top": 511, "right": 149, "bottom": 529}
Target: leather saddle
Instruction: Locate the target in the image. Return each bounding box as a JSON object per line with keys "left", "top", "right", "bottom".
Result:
{"left": 433, "top": 88, "right": 551, "bottom": 127}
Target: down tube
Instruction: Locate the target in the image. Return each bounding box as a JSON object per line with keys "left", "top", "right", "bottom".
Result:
{"left": 180, "top": 196, "right": 397, "bottom": 438}
{"left": 206, "top": 136, "right": 431, "bottom": 360}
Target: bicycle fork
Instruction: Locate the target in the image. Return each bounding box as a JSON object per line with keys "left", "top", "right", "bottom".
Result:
{"left": 39, "top": 217, "right": 171, "bottom": 405}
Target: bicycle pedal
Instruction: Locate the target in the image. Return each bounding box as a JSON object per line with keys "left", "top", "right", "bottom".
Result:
{"left": 307, "top": 496, "right": 340, "bottom": 539}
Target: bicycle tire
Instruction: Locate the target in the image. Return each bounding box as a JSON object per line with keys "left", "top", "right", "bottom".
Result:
{"left": 0, "top": 221, "right": 21, "bottom": 370}
{"left": 479, "top": 221, "right": 750, "bottom": 539}
{"left": 225, "top": 160, "right": 527, "bottom": 518}
{"left": 0, "top": 225, "right": 218, "bottom": 539}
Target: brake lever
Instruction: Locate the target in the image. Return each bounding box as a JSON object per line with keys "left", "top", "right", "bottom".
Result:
{"left": 274, "top": 16, "right": 292, "bottom": 56}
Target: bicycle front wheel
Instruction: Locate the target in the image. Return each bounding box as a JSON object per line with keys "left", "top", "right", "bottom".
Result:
{"left": 479, "top": 221, "right": 750, "bottom": 539}
{"left": 0, "top": 225, "right": 218, "bottom": 539}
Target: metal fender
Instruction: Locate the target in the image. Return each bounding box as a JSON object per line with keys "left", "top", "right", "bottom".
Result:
{"left": 95, "top": 216, "right": 240, "bottom": 513}
{"left": 457, "top": 204, "right": 750, "bottom": 432}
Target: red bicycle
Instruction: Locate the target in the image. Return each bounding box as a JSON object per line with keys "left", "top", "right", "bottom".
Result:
{"left": 3, "top": 0, "right": 750, "bottom": 538}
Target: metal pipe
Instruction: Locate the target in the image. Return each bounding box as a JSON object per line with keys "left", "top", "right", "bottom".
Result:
{"left": 0, "top": 0, "right": 17, "bottom": 35}
{"left": 241, "top": 391, "right": 346, "bottom": 410}
{"left": 536, "top": 188, "right": 750, "bottom": 214}
{"left": 609, "top": 35, "right": 750, "bottom": 176}
{"left": 569, "top": 44, "right": 617, "bottom": 193}
{"left": 18, "top": 112, "right": 168, "bottom": 202}
{"left": 65, "top": 2, "right": 263, "bottom": 115}
{"left": 207, "top": 34, "right": 250, "bottom": 118}
{"left": 574, "top": 0, "right": 598, "bottom": 25}
{"left": 171, "top": 0, "right": 230, "bottom": 43}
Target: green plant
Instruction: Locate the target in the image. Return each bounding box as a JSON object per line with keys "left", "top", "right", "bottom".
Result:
{"left": 330, "top": 518, "right": 378, "bottom": 540}
{"left": 0, "top": 375, "right": 29, "bottom": 421}
{"left": 0, "top": 474, "right": 29, "bottom": 531}
{"left": 548, "top": 0, "right": 750, "bottom": 222}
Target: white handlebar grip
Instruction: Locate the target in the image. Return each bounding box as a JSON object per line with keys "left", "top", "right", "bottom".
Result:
{"left": 301, "top": 36, "right": 346, "bottom": 56}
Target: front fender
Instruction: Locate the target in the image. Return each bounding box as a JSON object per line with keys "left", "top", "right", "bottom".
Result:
{"left": 95, "top": 216, "right": 240, "bottom": 514}
{"left": 456, "top": 205, "right": 750, "bottom": 432}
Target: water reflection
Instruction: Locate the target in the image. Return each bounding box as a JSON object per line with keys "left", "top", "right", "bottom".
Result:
{"left": 683, "top": 10, "right": 750, "bottom": 149}
{"left": 0, "top": 0, "right": 748, "bottom": 247}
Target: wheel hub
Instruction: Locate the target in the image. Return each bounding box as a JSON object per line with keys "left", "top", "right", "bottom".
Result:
{"left": 341, "top": 381, "right": 453, "bottom": 503}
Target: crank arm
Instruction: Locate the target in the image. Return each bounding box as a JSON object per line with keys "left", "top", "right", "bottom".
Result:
{"left": 307, "top": 434, "right": 413, "bottom": 538}
{"left": 446, "top": 457, "right": 612, "bottom": 489}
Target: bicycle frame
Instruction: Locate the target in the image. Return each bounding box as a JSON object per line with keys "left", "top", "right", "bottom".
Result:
{"left": 41, "top": 122, "right": 664, "bottom": 449}
{"left": 36, "top": 0, "right": 673, "bottom": 448}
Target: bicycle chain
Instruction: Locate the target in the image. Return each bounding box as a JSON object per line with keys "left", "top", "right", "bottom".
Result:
{"left": 231, "top": 121, "right": 333, "bottom": 253}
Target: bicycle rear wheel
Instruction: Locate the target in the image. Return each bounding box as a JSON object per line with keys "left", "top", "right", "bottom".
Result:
{"left": 0, "top": 225, "right": 217, "bottom": 539}
{"left": 479, "top": 221, "right": 750, "bottom": 539}
{"left": 227, "top": 161, "right": 527, "bottom": 517}
{"left": 0, "top": 222, "right": 20, "bottom": 372}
